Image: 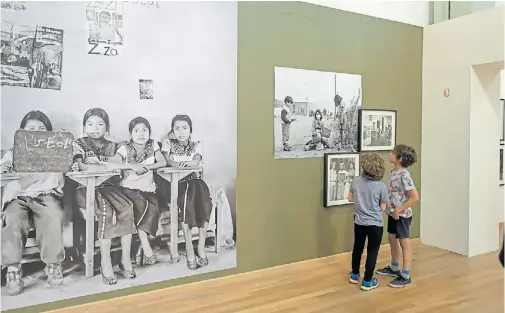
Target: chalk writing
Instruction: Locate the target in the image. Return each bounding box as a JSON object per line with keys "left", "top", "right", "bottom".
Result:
{"left": 13, "top": 130, "right": 74, "bottom": 173}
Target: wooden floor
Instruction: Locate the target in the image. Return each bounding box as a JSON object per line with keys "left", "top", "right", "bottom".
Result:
{"left": 49, "top": 240, "right": 504, "bottom": 313}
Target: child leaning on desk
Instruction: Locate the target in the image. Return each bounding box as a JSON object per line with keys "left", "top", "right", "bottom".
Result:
{"left": 1, "top": 110, "right": 66, "bottom": 296}
{"left": 160, "top": 114, "right": 213, "bottom": 271}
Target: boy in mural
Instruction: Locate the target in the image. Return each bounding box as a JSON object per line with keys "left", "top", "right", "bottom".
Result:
{"left": 280, "top": 96, "right": 296, "bottom": 151}
{"left": 334, "top": 94, "right": 345, "bottom": 147}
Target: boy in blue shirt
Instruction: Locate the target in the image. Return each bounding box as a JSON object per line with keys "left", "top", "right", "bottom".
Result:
{"left": 376, "top": 144, "right": 419, "bottom": 288}
{"left": 348, "top": 153, "right": 388, "bottom": 291}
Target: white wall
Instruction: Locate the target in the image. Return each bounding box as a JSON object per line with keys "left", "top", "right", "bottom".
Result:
{"left": 422, "top": 7, "right": 504, "bottom": 256}
{"left": 301, "top": 1, "right": 430, "bottom": 26}
{"left": 468, "top": 63, "right": 503, "bottom": 256}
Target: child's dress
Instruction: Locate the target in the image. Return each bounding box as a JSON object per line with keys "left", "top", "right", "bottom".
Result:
{"left": 116, "top": 139, "right": 160, "bottom": 236}
{"left": 1, "top": 150, "right": 66, "bottom": 267}
{"left": 73, "top": 137, "right": 136, "bottom": 239}
{"left": 161, "top": 139, "right": 212, "bottom": 228}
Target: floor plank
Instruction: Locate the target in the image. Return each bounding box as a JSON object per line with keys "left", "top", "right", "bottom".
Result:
{"left": 47, "top": 240, "right": 504, "bottom": 313}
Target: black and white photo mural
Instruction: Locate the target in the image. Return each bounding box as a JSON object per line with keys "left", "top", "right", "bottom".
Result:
{"left": 359, "top": 109, "right": 397, "bottom": 152}
{"left": 274, "top": 67, "right": 362, "bottom": 159}
{"left": 0, "top": 1, "right": 237, "bottom": 310}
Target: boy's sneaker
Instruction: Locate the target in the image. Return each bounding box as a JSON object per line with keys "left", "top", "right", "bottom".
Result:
{"left": 348, "top": 272, "right": 360, "bottom": 284}
{"left": 360, "top": 277, "right": 379, "bottom": 291}
{"left": 388, "top": 275, "right": 412, "bottom": 288}
{"left": 45, "top": 263, "right": 64, "bottom": 287}
{"left": 376, "top": 265, "right": 401, "bottom": 277}
{"left": 6, "top": 266, "right": 24, "bottom": 296}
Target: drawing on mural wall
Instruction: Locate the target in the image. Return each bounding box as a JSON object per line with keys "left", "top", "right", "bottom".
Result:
{"left": 1, "top": 1, "right": 27, "bottom": 11}
{"left": 0, "top": 21, "right": 63, "bottom": 90}
{"left": 274, "top": 67, "right": 362, "bottom": 159}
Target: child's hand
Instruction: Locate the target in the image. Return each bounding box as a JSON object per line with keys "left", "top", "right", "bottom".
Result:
{"left": 392, "top": 208, "right": 400, "bottom": 220}
{"left": 133, "top": 166, "right": 149, "bottom": 175}
{"left": 71, "top": 162, "right": 80, "bottom": 172}
{"left": 1, "top": 161, "right": 12, "bottom": 173}
{"left": 84, "top": 157, "right": 103, "bottom": 165}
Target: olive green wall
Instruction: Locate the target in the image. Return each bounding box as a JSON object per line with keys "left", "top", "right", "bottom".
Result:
{"left": 14, "top": 2, "right": 422, "bottom": 312}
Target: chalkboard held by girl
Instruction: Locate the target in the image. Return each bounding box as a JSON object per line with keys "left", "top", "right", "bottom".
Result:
{"left": 1, "top": 111, "right": 65, "bottom": 296}
{"left": 161, "top": 114, "right": 213, "bottom": 270}
{"left": 348, "top": 153, "right": 388, "bottom": 291}
{"left": 108, "top": 117, "right": 166, "bottom": 266}
{"left": 71, "top": 108, "right": 136, "bottom": 285}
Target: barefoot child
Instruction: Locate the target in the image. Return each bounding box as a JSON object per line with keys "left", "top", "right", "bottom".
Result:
{"left": 348, "top": 153, "right": 388, "bottom": 291}
{"left": 376, "top": 144, "right": 419, "bottom": 288}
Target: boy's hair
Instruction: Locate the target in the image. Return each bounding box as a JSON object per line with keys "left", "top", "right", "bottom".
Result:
{"left": 284, "top": 96, "right": 293, "bottom": 104}
{"left": 393, "top": 144, "right": 417, "bottom": 168}
{"left": 360, "top": 153, "right": 385, "bottom": 181}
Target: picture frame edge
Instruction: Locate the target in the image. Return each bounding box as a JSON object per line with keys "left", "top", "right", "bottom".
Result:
{"left": 323, "top": 152, "right": 360, "bottom": 208}
{"left": 358, "top": 109, "right": 397, "bottom": 152}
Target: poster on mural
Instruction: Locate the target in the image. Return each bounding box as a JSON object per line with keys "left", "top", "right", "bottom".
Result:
{"left": 86, "top": 1, "right": 124, "bottom": 56}
{"left": 139, "top": 79, "right": 153, "bottom": 99}
{"left": 0, "top": 21, "right": 63, "bottom": 90}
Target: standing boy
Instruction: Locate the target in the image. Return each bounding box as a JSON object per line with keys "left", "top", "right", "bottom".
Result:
{"left": 376, "top": 144, "right": 419, "bottom": 288}
{"left": 280, "top": 96, "right": 295, "bottom": 151}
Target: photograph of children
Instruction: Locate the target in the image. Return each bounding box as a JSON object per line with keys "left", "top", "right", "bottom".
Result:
{"left": 139, "top": 79, "right": 153, "bottom": 99}
{"left": 0, "top": 1, "right": 237, "bottom": 310}
{"left": 359, "top": 110, "right": 397, "bottom": 151}
{"left": 1, "top": 1, "right": 27, "bottom": 11}
{"left": 1, "top": 21, "right": 63, "bottom": 90}
{"left": 274, "top": 67, "right": 362, "bottom": 159}
{"left": 86, "top": 1, "right": 124, "bottom": 56}
{"left": 324, "top": 153, "right": 360, "bottom": 207}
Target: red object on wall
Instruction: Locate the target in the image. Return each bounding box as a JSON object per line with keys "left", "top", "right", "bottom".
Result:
{"left": 444, "top": 89, "right": 450, "bottom": 97}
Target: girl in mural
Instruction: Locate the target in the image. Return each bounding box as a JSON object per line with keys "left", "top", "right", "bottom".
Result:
{"left": 1, "top": 111, "right": 65, "bottom": 296}
{"left": 305, "top": 109, "right": 330, "bottom": 151}
{"left": 109, "top": 117, "right": 166, "bottom": 266}
{"left": 72, "top": 108, "right": 136, "bottom": 285}
{"left": 343, "top": 161, "right": 356, "bottom": 197}
{"left": 161, "top": 114, "right": 213, "bottom": 270}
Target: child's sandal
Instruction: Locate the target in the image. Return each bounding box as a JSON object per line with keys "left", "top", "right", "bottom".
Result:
{"left": 187, "top": 258, "right": 198, "bottom": 270}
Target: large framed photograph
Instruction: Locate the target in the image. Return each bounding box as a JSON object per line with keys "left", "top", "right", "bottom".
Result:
{"left": 358, "top": 109, "right": 397, "bottom": 151}
{"left": 324, "top": 153, "right": 360, "bottom": 207}
{"left": 274, "top": 66, "right": 362, "bottom": 159}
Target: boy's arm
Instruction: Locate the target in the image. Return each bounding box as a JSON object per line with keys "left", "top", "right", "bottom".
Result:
{"left": 395, "top": 171, "right": 419, "bottom": 213}
{"left": 380, "top": 184, "right": 388, "bottom": 212}
{"left": 347, "top": 178, "right": 355, "bottom": 202}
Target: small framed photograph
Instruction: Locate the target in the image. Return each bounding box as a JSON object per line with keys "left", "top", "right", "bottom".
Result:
{"left": 358, "top": 109, "right": 397, "bottom": 151}
{"left": 324, "top": 153, "right": 360, "bottom": 207}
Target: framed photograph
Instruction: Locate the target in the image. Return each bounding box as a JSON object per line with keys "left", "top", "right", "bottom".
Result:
{"left": 500, "top": 147, "right": 504, "bottom": 186}
{"left": 358, "top": 109, "right": 397, "bottom": 151}
{"left": 324, "top": 153, "right": 360, "bottom": 207}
